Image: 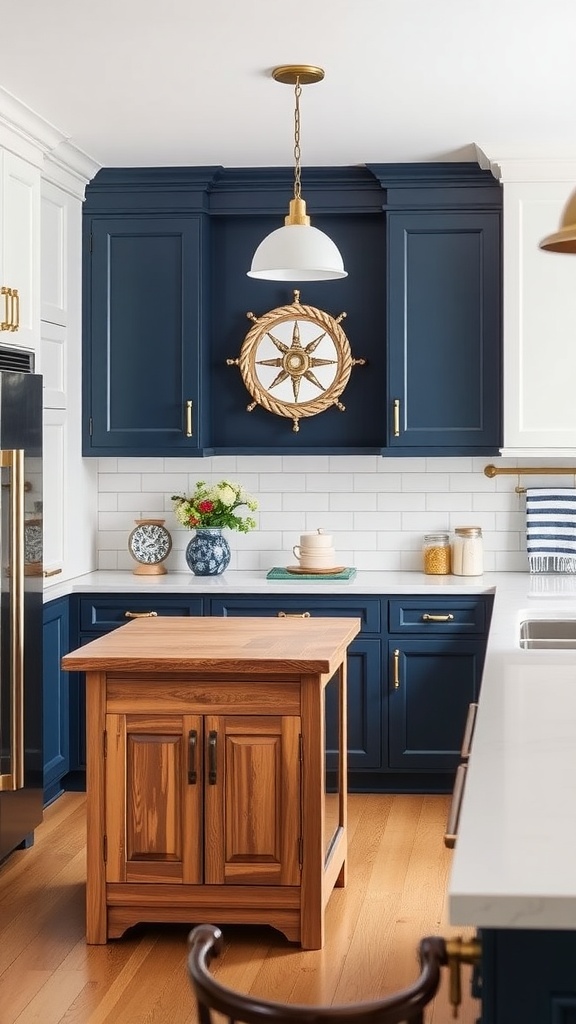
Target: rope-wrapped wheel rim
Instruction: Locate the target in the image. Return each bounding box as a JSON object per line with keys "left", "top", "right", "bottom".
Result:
{"left": 238, "top": 299, "right": 353, "bottom": 426}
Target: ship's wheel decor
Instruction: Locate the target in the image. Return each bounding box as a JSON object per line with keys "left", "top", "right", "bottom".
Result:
{"left": 226, "top": 291, "right": 366, "bottom": 432}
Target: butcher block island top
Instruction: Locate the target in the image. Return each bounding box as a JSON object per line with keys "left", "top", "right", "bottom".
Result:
{"left": 62, "top": 615, "right": 361, "bottom": 675}
{"left": 62, "top": 615, "right": 361, "bottom": 949}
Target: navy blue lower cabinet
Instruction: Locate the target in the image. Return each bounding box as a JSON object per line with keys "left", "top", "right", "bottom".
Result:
{"left": 387, "top": 210, "right": 502, "bottom": 455}
{"left": 43, "top": 598, "right": 70, "bottom": 805}
{"left": 387, "top": 639, "right": 485, "bottom": 771}
{"left": 480, "top": 928, "right": 576, "bottom": 1023}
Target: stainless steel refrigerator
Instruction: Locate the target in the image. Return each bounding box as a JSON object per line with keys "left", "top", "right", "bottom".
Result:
{"left": 0, "top": 369, "right": 43, "bottom": 862}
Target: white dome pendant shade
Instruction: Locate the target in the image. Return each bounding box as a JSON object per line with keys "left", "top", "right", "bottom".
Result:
{"left": 248, "top": 198, "right": 347, "bottom": 281}
{"left": 248, "top": 65, "right": 347, "bottom": 282}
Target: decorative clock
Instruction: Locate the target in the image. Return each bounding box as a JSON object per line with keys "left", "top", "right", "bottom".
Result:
{"left": 128, "top": 519, "right": 172, "bottom": 576}
{"left": 227, "top": 290, "right": 365, "bottom": 432}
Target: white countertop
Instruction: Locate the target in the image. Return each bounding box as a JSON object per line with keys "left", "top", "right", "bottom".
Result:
{"left": 46, "top": 568, "right": 576, "bottom": 931}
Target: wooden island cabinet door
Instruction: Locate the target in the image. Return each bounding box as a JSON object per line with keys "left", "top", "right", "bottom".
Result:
{"left": 105, "top": 713, "right": 203, "bottom": 884}
{"left": 203, "top": 715, "right": 302, "bottom": 887}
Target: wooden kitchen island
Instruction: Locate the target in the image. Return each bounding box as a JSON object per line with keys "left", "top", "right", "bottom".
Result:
{"left": 61, "top": 615, "right": 360, "bottom": 949}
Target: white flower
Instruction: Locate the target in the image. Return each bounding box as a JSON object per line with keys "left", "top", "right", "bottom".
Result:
{"left": 215, "top": 482, "right": 236, "bottom": 508}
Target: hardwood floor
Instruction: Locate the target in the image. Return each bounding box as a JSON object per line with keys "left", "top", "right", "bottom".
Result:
{"left": 0, "top": 792, "right": 480, "bottom": 1024}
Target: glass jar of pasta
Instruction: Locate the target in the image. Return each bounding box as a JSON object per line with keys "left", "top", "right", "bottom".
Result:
{"left": 422, "top": 533, "right": 451, "bottom": 575}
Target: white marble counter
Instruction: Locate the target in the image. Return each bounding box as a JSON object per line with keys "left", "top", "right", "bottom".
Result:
{"left": 449, "top": 571, "right": 576, "bottom": 930}
{"left": 43, "top": 568, "right": 498, "bottom": 601}
{"left": 45, "top": 568, "right": 576, "bottom": 931}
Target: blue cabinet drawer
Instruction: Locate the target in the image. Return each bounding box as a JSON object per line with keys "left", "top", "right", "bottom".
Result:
{"left": 209, "top": 596, "right": 381, "bottom": 634}
{"left": 79, "top": 595, "right": 204, "bottom": 632}
{"left": 389, "top": 597, "right": 490, "bottom": 634}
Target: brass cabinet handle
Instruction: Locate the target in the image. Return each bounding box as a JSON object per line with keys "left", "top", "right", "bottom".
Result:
{"left": 0, "top": 450, "right": 25, "bottom": 792}
{"left": 188, "top": 729, "right": 198, "bottom": 784}
{"left": 393, "top": 398, "right": 400, "bottom": 437}
{"left": 460, "top": 702, "right": 478, "bottom": 760}
{"left": 11, "top": 289, "right": 19, "bottom": 331}
{"left": 43, "top": 567, "right": 63, "bottom": 578}
{"left": 277, "top": 610, "right": 311, "bottom": 618}
{"left": 421, "top": 613, "right": 455, "bottom": 623}
{"left": 1, "top": 286, "right": 10, "bottom": 330}
{"left": 444, "top": 763, "right": 468, "bottom": 848}
{"left": 124, "top": 610, "right": 159, "bottom": 619}
{"left": 393, "top": 649, "right": 400, "bottom": 689}
{"left": 208, "top": 730, "right": 217, "bottom": 785}
{"left": 185, "top": 399, "right": 193, "bottom": 437}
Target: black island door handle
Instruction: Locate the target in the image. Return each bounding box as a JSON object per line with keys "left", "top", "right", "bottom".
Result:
{"left": 188, "top": 729, "right": 198, "bottom": 784}
{"left": 208, "top": 730, "right": 217, "bottom": 784}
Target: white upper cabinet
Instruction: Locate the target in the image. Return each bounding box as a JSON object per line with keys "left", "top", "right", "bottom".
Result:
{"left": 488, "top": 157, "right": 576, "bottom": 454}
{"left": 41, "top": 179, "right": 68, "bottom": 327}
{"left": 0, "top": 149, "right": 41, "bottom": 355}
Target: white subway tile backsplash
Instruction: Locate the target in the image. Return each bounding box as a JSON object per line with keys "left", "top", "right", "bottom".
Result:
{"left": 426, "top": 492, "right": 473, "bottom": 512}
{"left": 330, "top": 492, "right": 377, "bottom": 512}
{"left": 95, "top": 454, "right": 535, "bottom": 574}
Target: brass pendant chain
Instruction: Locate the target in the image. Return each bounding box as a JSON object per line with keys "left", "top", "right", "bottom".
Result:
{"left": 293, "top": 76, "right": 302, "bottom": 201}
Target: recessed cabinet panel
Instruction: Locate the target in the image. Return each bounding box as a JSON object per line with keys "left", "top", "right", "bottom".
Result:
{"left": 388, "top": 639, "right": 484, "bottom": 770}
{"left": 86, "top": 217, "right": 203, "bottom": 452}
{"left": 387, "top": 211, "right": 501, "bottom": 452}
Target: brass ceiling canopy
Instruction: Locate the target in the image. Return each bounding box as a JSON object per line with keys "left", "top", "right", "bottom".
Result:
{"left": 271, "top": 65, "right": 325, "bottom": 86}
{"left": 540, "top": 190, "right": 576, "bottom": 253}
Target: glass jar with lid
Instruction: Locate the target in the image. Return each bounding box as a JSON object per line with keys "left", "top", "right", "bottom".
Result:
{"left": 422, "top": 533, "right": 451, "bottom": 575}
{"left": 452, "top": 526, "right": 483, "bottom": 576}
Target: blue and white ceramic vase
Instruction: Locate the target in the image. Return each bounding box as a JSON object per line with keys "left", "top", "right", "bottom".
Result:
{"left": 185, "top": 528, "right": 231, "bottom": 576}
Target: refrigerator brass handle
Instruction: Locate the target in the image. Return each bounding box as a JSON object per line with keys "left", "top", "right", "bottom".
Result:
{"left": 1, "top": 286, "right": 10, "bottom": 330}
{"left": 124, "top": 610, "right": 158, "bottom": 619}
{"left": 460, "top": 702, "right": 478, "bottom": 760}
{"left": 11, "top": 288, "right": 19, "bottom": 331}
{"left": 422, "top": 613, "right": 454, "bottom": 623}
{"left": 444, "top": 763, "right": 468, "bottom": 848}
{"left": 393, "top": 649, "right": 400, "bottom": 689}
{"left": 277, "top": 611, "right": 311, "bottom": 618}
{"left": 0, "top": 449, "right": 25, "bottom": 792}
{"left": 188, "top": 729, "right": 198, "bottom": 784}
{"left": 185, "top": 400, "right": 193, "bottom": 437}
{"left": 393, "top": 398, "right": 400, "bottom": 437}
{"left": 208, "top": 730, "right": 217, "bottom": 784}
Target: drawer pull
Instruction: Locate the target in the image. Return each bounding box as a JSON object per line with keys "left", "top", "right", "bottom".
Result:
{"left": 208, "top": 730, "right": 217, "bottom": 785}
{"left": 188, "top": 729, "right": 198, "bottom": 784}
{"left": 393, "top": 649, "right": 400, "bottom": 689}
{"left": 124, "top": 610, "right": 159, "bottom": 619}
{"left": 460, "top": 702, "right": 478, "bottom": 760}
{"left": 277, "top": 611, "right": 311, "bottom": 618}
{"left": 444, "top": 763, "right": 467, "bottom": 849}
{"left": 421, "top": 613, "right": 454, "bottom": 623}
{"left": 43, "top": 567, "right": 62, "bottom": 578}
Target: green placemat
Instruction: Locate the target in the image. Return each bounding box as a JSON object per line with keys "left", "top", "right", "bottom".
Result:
{"left": 266, "top": 567, "right": 356, "bottom": 581}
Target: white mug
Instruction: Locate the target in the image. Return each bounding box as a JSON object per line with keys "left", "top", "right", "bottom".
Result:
{"left": 297, "top": 530, "right": 333, "bottom": 550}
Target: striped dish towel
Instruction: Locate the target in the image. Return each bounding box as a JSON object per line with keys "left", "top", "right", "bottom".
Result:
{"left": 526, "top": 487, "right": 576, "bottom": 574}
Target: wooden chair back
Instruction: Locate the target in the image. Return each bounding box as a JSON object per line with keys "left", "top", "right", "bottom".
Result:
{"left": 187, "top": 924, "right": 448, "bottom": 1024}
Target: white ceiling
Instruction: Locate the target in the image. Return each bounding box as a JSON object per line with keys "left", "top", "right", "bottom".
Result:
{"left": 4, "top": 0, "right": 576, "bottom": 171}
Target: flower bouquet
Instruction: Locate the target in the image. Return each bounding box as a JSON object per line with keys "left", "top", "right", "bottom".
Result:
{"left": 171, "top": 480, "right": 258, "bottom": 532}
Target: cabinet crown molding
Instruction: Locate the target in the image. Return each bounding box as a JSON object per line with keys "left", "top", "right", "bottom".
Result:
{"left": 0, "top": 85, "right": 99, "bottom": 185}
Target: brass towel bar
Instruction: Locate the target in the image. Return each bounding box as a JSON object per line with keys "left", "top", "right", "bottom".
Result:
{"left": 484, "top": 464, "right": 576, "bottom": 493}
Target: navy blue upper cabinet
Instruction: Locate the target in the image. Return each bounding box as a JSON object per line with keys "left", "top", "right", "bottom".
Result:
{"left": 82, "top": 163, "right": 502, "bottom": 456}
{"left": 85, "top": 216, "right": 205, "bottom": 454}
{"left": 82, "top": 167, "right": 219, "bottom": 457}
{"left": 386, "top": 210, "right": 502, "bottom": 454}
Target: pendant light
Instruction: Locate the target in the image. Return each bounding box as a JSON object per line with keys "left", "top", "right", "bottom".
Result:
{"left": 540, "top": 189, "right": 576, "bottom": 253}
{"left": 247, "top": 65, "right": 347, "bottom": 281}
